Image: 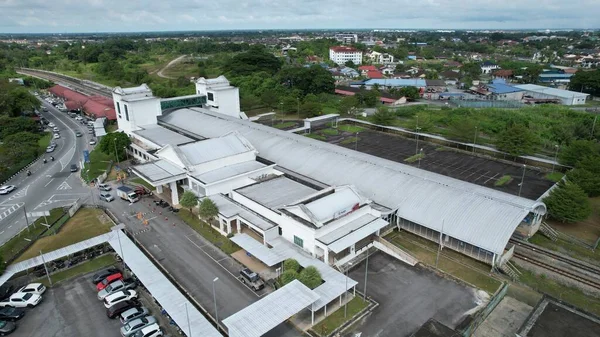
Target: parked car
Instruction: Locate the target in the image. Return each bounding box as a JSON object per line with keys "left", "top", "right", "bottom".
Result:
{"left": 0, "top": 186, "right": 16, "bottom": 195}
{"left": 75, "top": 131, "right": 82, "bottom": 137}
{"left": 48, "top": 122, "right": 55, "bottom": 128}
{"left": 0, "top": 320, "right": 16, "bottom": 335}
{"left": 98, "top": 183, "right": 111, "bottom": 191}
{"left": 46, "top": 145, "right": 56, "bottom": 153}
{"left": 0, "top": 307, "right": 25, "bottom": 321}
{"left": 52, "top": 127, "right": 59, "bottom": 132}
{"left": 70, "top": 164, "right": 78, "bottom": 172}
{"left": 53, "top": 133, "right": 60, "bottom": 139}
{"left": 89, "top": 139, "right": 97, "bottom": 145}
{"left": 92, "top": 267, "right": 120, "bottom": 284}
{"left": 103, "top": 290, "right": 137, "bottom": 308}
{"left": 132, "top": 323, "right": 163, "bottom": 337}
{"left": 75, "top": 116, "right": 83, "bottom": 121}
{"left": 0, "top": 293, "right": 42, "bottom": 308}
{"left": 96, "top": 273, "right": 123, "bottom": 291}
{"left": 99, "top": 192, "right": 115, "bottom": 202}
{"left": 239, "top": 268, "right": 265, "bottom": 291}
{"left": 120, "top": 316, "right": 157, "bottom": 337}
{"left": 97, "top": 280, "right": 136, "bottom": 300}
{"left": 16, "top": 283, "right": 46, "bottom": 296}
{"left": 119, "top": 306, "right": 149, "bottom": 325}
{"left": 106, "top": 300, "right": 139, "bottom": 319}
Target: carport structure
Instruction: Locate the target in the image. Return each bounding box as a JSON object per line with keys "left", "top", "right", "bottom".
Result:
{"left": 230, "top": 233, "right": 358, "bottom": 324}
{"left": 132, "top": 159, "right": 187, "bottom": 205}
{"left": 223, "top": 280, "right": 319, "bottom": 337}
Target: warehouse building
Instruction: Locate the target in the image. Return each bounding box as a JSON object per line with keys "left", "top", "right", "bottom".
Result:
{"left": 514, "top": 84, "right": 589, "bottom": 105}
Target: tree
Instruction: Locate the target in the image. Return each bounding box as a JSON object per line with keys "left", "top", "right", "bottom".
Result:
{"left": 298, "top": 266, "right": 322, "bottom": 289}
{"left": 283, "top": 259, "right": 300, "bottom": 273}
{"left": 300, "top": 101, "right": 321, "bottom": 117}
{"left": 559, "top": 140, "right": 600, "bottom": 166}
{"left": 98, "top": 132, "right": 131, "bottom": 162}
{"left": 495, "top": 124, "right": 538, "bottom": 156}
{"left": 344, "top": 60, "right": 356, "bottom": 68}
{"left": 543, "top": 181, "right": 592, "bottom": 223}
{"left": 567, "top": 168, "right": 600, "bottom": 197}
{"left": 371, "top": 106, "right": 396, "bottom": 126}
{"left": 569, "top": 69, "right": 600, "bottom": 96}
{"left": 281, "top": 270, "right": 298, "bottom": 286}
{"left": 223, "top": 45, "right": 282, "bottom": 76}
{"left": 337, "top": 96, "right": 360, "bottom": 115}
{"left": 446, "top": 118, "right": 477, "bottom": 142}
{"left": 0, "top": 117, "right": 39, "bottom": 140}
{"left": 198, "top": 198, "right": 219, "bottom": 221}
{"left": 398, "top": 86, "right": 420, "bottom": 100}
{"left": 179, "top": 191, "right": 199, "bottom": 212}
{"left": 461, "top": 62, "right": 481, "bottom": 79}
{"left": 0, "top": 255, "right": 4, "bottom": 276}
{"left": 278, "top": 65, "right": 335, "bottom": 96}
{"left": 260, "top": 90, "right": 279, "bottom": 109}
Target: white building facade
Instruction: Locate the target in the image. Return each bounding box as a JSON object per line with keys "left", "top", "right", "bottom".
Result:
{"left": 329, "top": 46, "right": 363, "bottom": 65}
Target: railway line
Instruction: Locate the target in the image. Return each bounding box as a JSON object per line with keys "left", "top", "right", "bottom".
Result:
{"left": 17, "top": 68, "right": 112, "bottom": 98}
{"left": 510, "top": 238, "right": 600, "bottom": 291}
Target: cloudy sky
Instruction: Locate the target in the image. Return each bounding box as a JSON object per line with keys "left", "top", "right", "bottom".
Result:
{"left": 0, "top": 0, "right": 598, "bottom": 33}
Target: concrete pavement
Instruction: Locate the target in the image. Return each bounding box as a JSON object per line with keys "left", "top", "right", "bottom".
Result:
{"left": 0, "top": 99, "right": 93, "bottom": 245}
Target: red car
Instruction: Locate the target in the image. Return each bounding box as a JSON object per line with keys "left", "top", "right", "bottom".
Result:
{"left": 96, "top": 273, "right": 123, "bottom": 291}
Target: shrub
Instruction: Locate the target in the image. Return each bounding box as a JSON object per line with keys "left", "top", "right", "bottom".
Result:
{"left": 281, "top": 270, "right": 298, "bottom": 286}
{"left": 298, "top": 266, "right": 322, "bottom": 289}
{"left": 283, "top": 259, "right": 300, "bottom": 273}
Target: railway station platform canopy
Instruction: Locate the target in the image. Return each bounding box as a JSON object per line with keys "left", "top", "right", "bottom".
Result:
{"left": 160, "top": 108, "right": 547, "bottom": 258}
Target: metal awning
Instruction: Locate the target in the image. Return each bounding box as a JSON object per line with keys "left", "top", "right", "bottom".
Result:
{"left": 320, "top": 217, "right": 389, "bottom": 254}
{"left": 132, "top": 159, "right": 186, "bottom": 185}
{"left": 223, "top": 280, "right": 319, "bottom": 337}
{"left": 230, "top": 234, "right": 287, "bottom": 266}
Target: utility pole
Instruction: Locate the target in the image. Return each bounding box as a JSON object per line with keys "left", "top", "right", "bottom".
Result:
{"left": 473, "top": 126, "right": 478, "bottom": 154}
{"left": 518, "top": 164, "right": 526, "bottom": 197}
{"left": 355, "top": 132, "right": 359, "bottom": 151}
{"left": 435, "top": 219, "right": 444, "bottom": 268}
{"left": 552, "top": 145, "right": 559, "bottom": 173}
{"left": 297, "top": 97, "right": 300, "bottom": 119}
{"left": 363, "top": 248, "right": 369, "bottom": 302}
{"left": 23, "top": 205, "right": 31, "bottom": 232}
{"left": 592, "top": 114, "right": 598, "bottom": 139}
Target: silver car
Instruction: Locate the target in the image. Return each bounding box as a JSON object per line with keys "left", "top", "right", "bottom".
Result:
{"left": 97, "top": 280, "right": 135, "bottom": 300}
{"left": 100, "top": 192, "right": 114, "bottom": 202}
{"left": 120, "top": 306, "right": 149, "bottom": 324}
{"left": 120, "top": 316, "right": 157, "bottom": 337}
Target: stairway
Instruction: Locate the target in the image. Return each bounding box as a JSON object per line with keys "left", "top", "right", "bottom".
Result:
{"left": 499, "top": 261, "right": 521, "bottom": 281}
{"left": 539, "top": 222, "right": 559, "bottom": 242}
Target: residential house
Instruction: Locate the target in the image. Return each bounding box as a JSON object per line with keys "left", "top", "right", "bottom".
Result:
{"left": 493, "top": 69, "right": 514, "bottom": 80}
{"left": 444, "top": 60, "right": 462, "bottom": 68}
{"left": 339, "top": 67, "right": 360, "bottom": 78}
{"left": 366, "top": 70, "right": 384, "bottom": 79}
{"left": 358, "top": 65, "right": 378, "bottom": 76}
{"left": 380, "top": 66, "right": 396, "bottom": 76}
{"left": 367, "top": 51, "right": 395, "bottom": 64}
{"left": 481, "top": 61, "right": 499, "bottom": 74}
{"left": 582, "top": 59, "right": 600, "bottom": 68}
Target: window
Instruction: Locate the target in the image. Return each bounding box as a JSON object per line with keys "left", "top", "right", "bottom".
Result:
{"left": 124, "top": 104, "right": 129, "bottom": 121}
{"left": 293, "top": 235, "right": 303, "bottom": 248}
{"left": 116, "top": 102, "right": 122, "bottom": 118}
{"left": 207, "top": 92, "right": 214, "bottom": 101}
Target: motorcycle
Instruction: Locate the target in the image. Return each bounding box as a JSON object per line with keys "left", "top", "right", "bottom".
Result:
{"left": 50, "top": 156, "right": 54, "bottom": 162}
{"left": 27, "top": 170, "right": 31, "bottom": 176}
{"left": 168, "top": 206, "right": 179, "bottom": 213}
{"left": 43, "top": 158, "right": 47, "bottom": 164}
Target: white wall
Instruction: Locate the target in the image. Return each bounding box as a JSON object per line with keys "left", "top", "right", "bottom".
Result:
{"left": 203, "top": 166, "right": 281, "bottom": 197}
{"left": 113, "top": 94, "right": 161, "bottom": 134}
{"left": 278, "top": 215, "right": 317, "bottom": 255}
{"left": 191, "top": 151, "right": 256, "bottom": 173}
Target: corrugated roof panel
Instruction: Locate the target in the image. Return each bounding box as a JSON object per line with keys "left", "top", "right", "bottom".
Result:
{"left": 178, "top": 134, "right": 253, "bottom": 166}
{"left": 160, "top": 109, "right": 546, "bottom": 255}
{"left": 193, "top": 161, "right": 266, "bottom": 184}
{"left": 133, "top": 125, "right": 194, "bottom": 147}
{"left": 235, "top": 177, "right": 317, "bottom": 209}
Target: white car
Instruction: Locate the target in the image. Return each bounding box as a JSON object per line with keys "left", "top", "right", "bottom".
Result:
{"left": 52, "top": 127, "right": 59, "bottom": 132}
{"left": 48, "top": 122, "right": 55, "bottom": 128}
{"left": 132, "top": 324, "right": 163, "bottom": 337}
{"left": 16, "top": 283, "right": 46, "bottom": 296}
{"left": 53, "top": 133, "right": 61, "bottom": 139}
{"left": 103, "top": 290, "right": 137, "bottom": 308}
{"left": 0, "top": 293, "right": 42, "bottom": 308}
{"left": 89, "top": 139, "right": 96, "bottom": 145}
{"left": 0, "top": 185, "right": 16, "bottom": 195}
{"left": 75, "top": 116, "right": 82, "bottom": 121}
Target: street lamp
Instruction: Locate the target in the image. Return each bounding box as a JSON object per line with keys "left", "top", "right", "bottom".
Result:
{"left": 518, "top": 164, "right": 526, "bottom": 197}
{"left": 473, "top": 126, "right": 478, "bottom": 154}
{"left": 552, "top": 145, "right": 559, "bottom": 173}
{"left": 297, "top": 97, "right": 300, "bottom": 119}
{"left": 344, "top": 262, "right": 353, "bottom": 318}
{"left": 212, "top": 277, "right": 219, "bottom": 327}
{"left": 355, "top": 132, "right": 359, "bottom": 151}
{"left": 418, "top": 148, "right": 423, "bottom": 168}
{"left": 363, "top": 249, "right": 370, "bottom": 302}
{"left": 415, "top": 127, "right": 422, "bottom": 155}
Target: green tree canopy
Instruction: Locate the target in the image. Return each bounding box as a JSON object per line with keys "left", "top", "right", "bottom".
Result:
{"left": 0, "top": 117, "right": 39, "bottom": 140}
{"left": 398, "top": 86, "right": 421, "bottom": 100}
{"left": 337, "top": 96, "right": 360, "bottom": 115}
{"left": 371, "top": 106, "right": 396, "bottom": 126}
{"left": 224, "top": 46, "right": 282, "bottom": 76}
{"left": 0, "top": 81, "right": 40, "bottom": 117}
{"left": 198, "top": 198, "right": 219, "bottom": 221}
{"left": 300, "top": 101, "right": 321, "bottom": 118}
{"left": 446, "top": 118, "right": 478, "bottom": 142}
{"left": 278, "top": 65, "right": 335, "bottom": 96}
{"left": 179, "top": 191, "right": 199, "bottom": 211}
{"left": 462, "top": 62, "right": 481, "bottom": 79}
{"left": 281, "top": 270, "right": 298, "bottom": 286}
{"left": 559, "top": 140, "right": 600, "bottom": 166}
{"left": 543, "top": 181, "right": 592, "bottom": 223}
{"left": 98, "top": 132, "right": 131, "bottom": 162}
{"left": 283, "top": 259, "right": 300, "bottom": 273}
{"left": 495, "top": 124, "right": 538, "bottom": 156}
{"left": 569, "top": 69, "right": 600, "bottom": 96}
{"left": 298, "top": 266, "right": 322, "bottom": 289}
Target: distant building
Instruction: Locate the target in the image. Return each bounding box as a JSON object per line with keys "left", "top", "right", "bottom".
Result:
{"left": 366, "top": 70, "right": 384, "bottom": 79}
{"left": 481, "top": 61, "right": 499, "bottom": 74}
{"left": 329, "top": 46, "right": 363, "bottom": 65}
{"left": 334, "top": 33, "right": 358, "bottom": 44}
{"left": 367, "top": 51, "right": 394, "bottom": 64}
{"left": 358, "top": 65, "right": 378, "bottom": 76}
{"left": 514, "top": 84, "right": 588, "bottom": 105}
{"left": 493, "top": 69, "right": 514, "bottom": 80}
{"left": 538, "top": 72, "right": 573, "bottom": 85}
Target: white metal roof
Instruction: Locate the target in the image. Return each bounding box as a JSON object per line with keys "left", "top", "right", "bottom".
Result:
{"left": 317, "top": 214, "right": 379, "bottom": 245}
{"left": 514, "top": 84, "right": 589, "bottom": 99}
{"left": 160, "top": 109, "right": 546, "bottom": 255}
{"left": 133, "top": 159, "right": 186, "bottom": 184}
{"left": 193, "top": 161, "right": 267, "bottom": 184}
{"left": 231, "top": 234, "right": 358, "bottom": 311}
{"left": 235, "top": 177, "right": 317, "bottom": 209}
{"left": 223, "top": 280, "right": 319, "bottom": 337}
{"left": 207, "top": 194, "right": 276, "bottom": 232}
{"left": 304, "top": 187, "right": 363, "bottom": 223}
{"left": 176, "top": 133, "right": 254, "bottom": 167}
{"left": 325, "top": 218, "right": 388, "bottom": 253}
{"left": 133, "top": 125, "right": 193, "bottom": 147}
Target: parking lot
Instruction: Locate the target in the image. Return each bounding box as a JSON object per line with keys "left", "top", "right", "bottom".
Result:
{"left": 12, "top": 274, "right": 122, "bottom": 337}
{"left": 345, "top": 253, "right": 485, "bottom": 337}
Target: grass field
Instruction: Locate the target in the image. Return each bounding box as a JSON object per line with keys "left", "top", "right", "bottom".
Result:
{"left": 305, "top": 134, "right": 326, "bottom": 141}
{"left": 15, "top": 208, "right": 113, "bottom": 262}
{"left": 320, "top": 128, "right": 339, "bottom": 136}
{"left": 178, "top": 209, "right": 240, "bottom": 254}
{"left": 494, "top": 175, "right": 512, "bottom": 187}
{"left": 36, "top": 254, "right": 116, "bottom": 287}
{"left": 82, "top": 149, "right": 112, "bottom": 182}
{"left": 311, "top": 297, "right": 368, "bottom": 336}
{"left": 404, "top": 153, "right": 425, "bottom": 163}
{"left": 338, "top": 124, "right": 365, "bottom": 133}
{"left": 0, "top": 208, "right": 66, "bottom": 263}
{"left": 273, "top": 121, "right": 296, "bottom": 129}
{"left": 545, "top": 172, "right": 564, "bottom": 182}
{"left": 385, "top": 231, "right": 503, "bottom": 294}
{"left": 529, "top": 234, "right": 600, "bottom": 266}
{"left": 340, "top": 136, "right": 359, "bottom": 145}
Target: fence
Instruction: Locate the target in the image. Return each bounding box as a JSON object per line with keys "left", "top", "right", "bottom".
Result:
{"left": 459, "top": 282, "right": 509, "bottom": 337}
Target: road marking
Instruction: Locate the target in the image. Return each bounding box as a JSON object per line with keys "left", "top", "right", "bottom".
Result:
{"left": 0, "top": 231, "right": 4, "bottom": 235}
{"left": 7, "top": 225, "right": 11, "bottom": 229}
{"left": 57, "top": 181, "right": 72, "bottom": 190}
{"left": 44, "top": 179, "right": 55, "bottom": 187}
{"left": 0, "top": 202, "right": 24, "bottom": 222}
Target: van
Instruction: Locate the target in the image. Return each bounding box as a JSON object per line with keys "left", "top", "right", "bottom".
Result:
{"left": 87, "top": 121, "right": 95, "bottom": 127}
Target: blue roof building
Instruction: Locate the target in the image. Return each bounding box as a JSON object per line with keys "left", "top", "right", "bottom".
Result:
{"left": 488, "top": 83, "right": 524, "bottom": 95}
{"left": 363, "top": 79, "right": 427, "bottom": 88}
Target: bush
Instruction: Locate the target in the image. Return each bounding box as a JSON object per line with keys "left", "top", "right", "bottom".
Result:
{"left": 298, "top": 266, "right": 322, "bottom": 289}
{"left": 283, "top": 259, "right": 300, "bottom": 273}
{"left": 281, "top": 270, "right": 298, "bottom": 286}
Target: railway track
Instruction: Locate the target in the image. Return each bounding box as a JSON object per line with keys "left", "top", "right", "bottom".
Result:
{"left": 17, "top": 69, "right": 111, "bottom": 98}
{"left": 510, "top": 238, "right": 600, "bottom": 290}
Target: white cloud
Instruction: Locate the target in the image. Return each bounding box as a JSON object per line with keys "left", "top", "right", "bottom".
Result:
{"left": 0, "top": 0, "right": 598, "bottom": 33}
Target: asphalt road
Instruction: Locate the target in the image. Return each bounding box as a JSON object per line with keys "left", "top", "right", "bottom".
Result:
{"left": 0, "top": 99, "right": 93, "bottom": 245}
{"left": 11, "top": 274, "right": 122, "bottom": 337}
